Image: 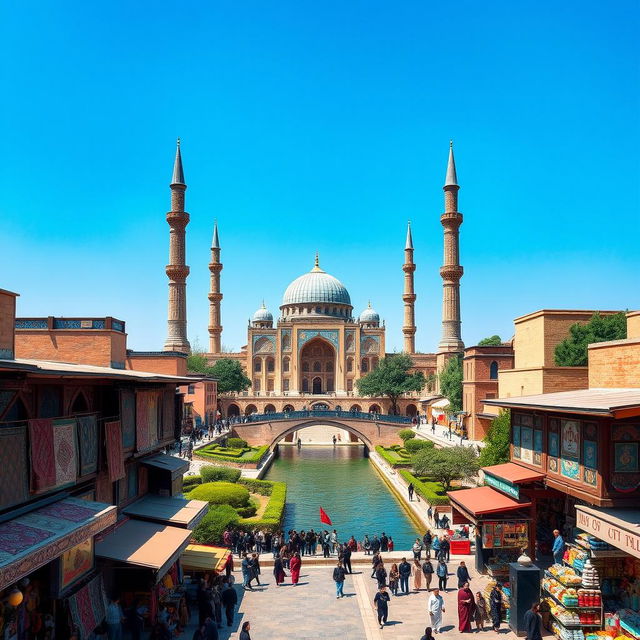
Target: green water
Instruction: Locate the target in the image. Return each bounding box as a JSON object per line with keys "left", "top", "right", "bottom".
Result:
{"left": 263, "top": 445, "right": 421, "bottom": 549}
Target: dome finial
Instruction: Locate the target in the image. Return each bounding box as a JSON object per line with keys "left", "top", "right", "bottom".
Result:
{"left": 368, "top": 300, "right": 372, "bottom": 308}
{"left": 311, "top": 251, "right": 323, "bottom": 272}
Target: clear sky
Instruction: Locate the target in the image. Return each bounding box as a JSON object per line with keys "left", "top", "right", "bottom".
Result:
{"left": 1, "top": 0, "right": 638, "bottom": 353}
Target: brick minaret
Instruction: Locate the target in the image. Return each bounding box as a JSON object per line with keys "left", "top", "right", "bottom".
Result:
{"left": 163, "top": 139, "right": 191, "bottom": 354}
{"left": 402, "top": 221, "right": 416, "bottom": 354}
{"left": 438, "top": 141, "right": 464, "bottom": 354}
{"left": 208, "top": 221, "right": 223, "bottom": 354}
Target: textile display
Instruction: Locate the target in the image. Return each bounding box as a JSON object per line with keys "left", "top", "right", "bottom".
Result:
{"left": 53, "top": 418, "right": 78, "bottom": 487}
{"left": 136, "top": 391, "right": 159, "bottom": 452}
{"left": 28, "top": 418, "right": 56, "bottom": 491}
{"left": 0, "top": 426, "right": 29, "bottom": 507}
{"left": 162, "top": 390, "right": 175, "bottom": 440}
{"left": 105, "top": 421, "right": 125, "bottom": 482}
{"left": 120, "top": 389, "right": 136, "bottom": 450}
{"left": 67, "top": 573, "right": 107, "bottom": 640}
{"left": 77, "top": 415, "right": 99, "bottom": 476}
{"left": 0, "top": 390, "right": 15, "bottom": 417}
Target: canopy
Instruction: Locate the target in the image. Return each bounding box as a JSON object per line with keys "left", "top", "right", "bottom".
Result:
{"left": 123, "top": 495, "right": 208, "bottom": 529}
{"left": 482, "top": 463, "right": 544, "bottom": 485}
{"left": 181, "top": 545, "right": 230, "bottom": 573}
{"left": 96, "top": 520, "right": 191, "bottom": 582}
{"left": 141, "top": 454, "right": 189, "bottom": 478}
{"left": 432, "top": 398, "right": 451, "bottom": 409}
{"left": 575, "top": 505, "right": 640, "bottom": 559}
{"left": 448, "top": 486, "right": 531, "bottom": 522}
{"left": 0, "top": 497, "right": 116, "bottom": 591}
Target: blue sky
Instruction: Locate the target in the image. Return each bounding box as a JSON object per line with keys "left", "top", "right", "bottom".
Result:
{"left": 1, "top": 0, "right": 638, "bottom": 353}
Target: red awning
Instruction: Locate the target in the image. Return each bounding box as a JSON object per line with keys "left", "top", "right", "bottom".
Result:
{"left": 482, "top": 462, "right": 544, "bottom": 484}
{"left": 448, "top": 486, "right": 531, "bottom": 517}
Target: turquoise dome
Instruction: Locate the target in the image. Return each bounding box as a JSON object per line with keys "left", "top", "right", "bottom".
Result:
{"left": 282, "top": 259, "right": 351, "bottom": 306}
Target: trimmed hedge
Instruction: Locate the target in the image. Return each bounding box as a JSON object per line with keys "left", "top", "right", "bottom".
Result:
{"left": 227, "top": 437, "right": 248, "bottom": 448}
{"left": 182, "top": 475, "right": 202, "bottom": 490}
{"left": 186, "top": 482, "right": 250, "bottom": 508}
{"left": 191, "top": 504, "right": 239, "bottom": 544}
{"left": 196, "top": 444, "right": 270, "bottom": 464}
{"left": 238, "top": 477, "right": 275, "bottom": 495}
{"left": 398, "top": 429, "right": 416, "bottom": 442}
{"left": 236, "top": 498, "right": 258, "bottom": 518}
{"left": 375, "top": 445, "right": 413, "bottom": 468}
{"left": 237, "top": 479, "right": 287, "bottom": 533}
{"left": 398, "top": 470, "right": 450, "bottom": 505}
{"left": 200, "top": 465, "right": 242, "bottom": 483}
{"left": 404, "top": 438, "right": 434, "bottom": 454}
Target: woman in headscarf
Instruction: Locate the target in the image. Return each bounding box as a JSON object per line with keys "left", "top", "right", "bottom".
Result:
{"left": 273, "top": 555, "right": 286, "bottom": 586}
{"left": 457, "top": 580, "right": 476, "bottom": 632}
{"left": 289, "top": 552, "right": 302, "bottom": 586}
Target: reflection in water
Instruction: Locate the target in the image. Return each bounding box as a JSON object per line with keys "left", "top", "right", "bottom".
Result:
{"left": 264, "top": 445, "right": 421, "bottom": 549}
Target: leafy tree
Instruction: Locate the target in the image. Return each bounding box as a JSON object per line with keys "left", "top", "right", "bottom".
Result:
{"left": 555, "top": 312, "right": 627, "bottom": 366}
{"left": 413, "top": 446, "right": 479, "bottom": 491}
{"left": 425, "top": 373, "right": 437, "bottom": 393}
{"left": 209, "top": 358, "right": 252, "bottom": 394}
{"left": 187, "top": 353, "right": 213, "bottom": 374}
{"left": 398, "top": 429, "right": 416, "bottom": 442}
{"left": 404, "top": 438, "right": 434, "bottom": 454}
{"left": 478, "top": 410, "right": 511, "bottom": 467}
{"left": 438, "top": 355, "right": 463, "bottom": 412}
{"left": 478, "top": 335, "right": 502, "bottom": 346}
{"left": 356, "top": 354, "right": 425, "bottom": 415}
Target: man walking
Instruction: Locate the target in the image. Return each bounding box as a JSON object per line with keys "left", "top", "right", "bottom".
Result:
{"left": 220, "top": 583, "right": 237, "bottom": 628}
{"left": 423, "top": 530, "right": 432, "bottom": 559}
{"left": 422, "top": 558, "right": 434, "bottom": 591}
{"left": 398, "top": 557, "right": 411, "bottom": 595}
{"left": 342, "top": 545, "right": 352, "bottom": 574}
{"left": 428, "top": 587, "right": 445, "bottom": 633}
{"left": 333, "top": 561, "right": 346, "bottom": 599}
{"left": 408, "top": 482, "right": 414, "bottom": 501}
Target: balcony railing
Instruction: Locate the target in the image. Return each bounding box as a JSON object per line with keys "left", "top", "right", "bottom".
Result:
{"left": 239, "top": 409, "right": 412, "bottom": 425}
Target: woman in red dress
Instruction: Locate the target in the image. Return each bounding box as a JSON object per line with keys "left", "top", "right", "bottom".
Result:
{"left": 457, "top": 581, "right": 476, "bottom": 632}
{"left": 289, "top": 552, "right": 302, "bottom": 585}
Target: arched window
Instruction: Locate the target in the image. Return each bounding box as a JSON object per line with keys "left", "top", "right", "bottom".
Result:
{"left": 302, "top": 378, "right": 309, "bottom": 392}
{"left": 313, "top": 361, "right": 322, "bottom": 372}
{"left": 302, "top": 361, "right": 310, "bottom": 372}
{"left": 267, "top": 357, "right": 275, "bottom": 372}
{"left": 282, "top": 357, "right": 290, "bottom": 372}
{"left": 326, "top": 361, "right": 333, "bottom": 372}
{"left": 361, "top": 358, "right": 369, "bottom": 373}
{"left": 347, "top": 379, "right": 353, "bottom": 391}
{"left": 227, "top": 404, "right": 240, "bottom": 417}
{"left": 490, "top": 361, "right": 499, "bottom": 380}
{"left": 283, "top": 378, "right": 290, "bottom": 391}
{"left": 254, "top": 358, "right": 262, "bottom": 372}
{"left": 347, "top": 357, "right": 353, "bottom": 372}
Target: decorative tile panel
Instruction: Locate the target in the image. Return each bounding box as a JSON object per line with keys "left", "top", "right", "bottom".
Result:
{"left": 345, "top": 330, "right": 356, "bottom": 353}
{"left": 112, "top": 320, "right": 125, "bottom": 332}
{"left": 0, "top": 349, "right": 13, "bottom": 359}
{"left": 297, "top": 330, "right": 339, "bottom": 350}
{"left": 15, "top": 319, "right": 47, "bottom": 329}
{"left": 253, "top": 335, "right": 276, "bottom": 353}
{"left": 281, "top": 330, "right": 292, "bottom": 352}
{"left": 360, "top": 335, "right": 380, "bottom": 353}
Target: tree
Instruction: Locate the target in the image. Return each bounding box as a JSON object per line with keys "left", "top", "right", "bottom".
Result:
{"left": 555, "top": 312, "right": 627, "bottom": 366}
{"left": 413, "top": 446, "right": 479, "bottom": 491}
{"left": 478, "top": 410, "right": 511, "bottom": 467}
{"left": 356, "top": 353, "right": 425, "bottom": 415}
{"left": 187, "top": 353, "right": 213, "bottom": 375}
{"left": 478, "top": 335, "right": 502, "bottom": 346}
{"left": 438, "top": 355, "right": 463, "bottom": 412}
{"left": 208, "top": 358, "right": 252, "bottom": 394}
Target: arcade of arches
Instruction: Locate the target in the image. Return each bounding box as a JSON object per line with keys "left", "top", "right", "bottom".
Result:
{"left": 300, "top": 338, "right": 335, "bottom": 394}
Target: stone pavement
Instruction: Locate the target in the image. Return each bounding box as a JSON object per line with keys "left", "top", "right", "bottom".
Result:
{"left": 411, "top": 424, "right": 485, "bottom": 451}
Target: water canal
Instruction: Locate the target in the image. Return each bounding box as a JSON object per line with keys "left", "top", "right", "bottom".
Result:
{"left": 263, "top": 444, "right": 421, "bottom": 549}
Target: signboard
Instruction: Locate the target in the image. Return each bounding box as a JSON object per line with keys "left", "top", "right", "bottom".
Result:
{"left": 576, "top": 507, "right": 640, "bottom": 559}
{"left": 561, "top": 420, "right": 580, "bottom": 460}
{"left": 484, "top": 472, "right": 520, "bottom": 499}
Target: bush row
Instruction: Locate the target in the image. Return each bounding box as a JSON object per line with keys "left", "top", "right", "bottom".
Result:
{"left": 375, "top": 445, "right": 413, "bottom": 468}
{"left": 182, "top": 475, "right": 203, "bottom": 490}
{"left": 186, "top": 481, "right": 251, "bottom": 508}
{"left": 404, "top": 438, "right": 434, "bottom": 454}
{"left": 398, "top": 470, "right": 450, "bottom": 506}
{"left": 226, "top": 437, "right": 248, "bottom": 448}
{"left": 200, "top": 465, "right": 242, "bottom": 483}
{"left": 238, "top": 481, "right": 286, "bottom": 532}
{"left": 196, "top": 445, "right": 270, "bottom": 464}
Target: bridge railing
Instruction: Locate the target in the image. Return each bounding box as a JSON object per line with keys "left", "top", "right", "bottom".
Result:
{"left": 234, "top": 409, "right": 412, "bottom": 425}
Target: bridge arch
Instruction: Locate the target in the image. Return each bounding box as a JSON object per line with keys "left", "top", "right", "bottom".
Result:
{"left": 270, "top": 419, "right": 373, "bottom": 449}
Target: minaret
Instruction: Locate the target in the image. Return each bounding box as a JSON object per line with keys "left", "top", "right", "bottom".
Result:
{"left": 163, "top": 139, "right": 191, "bottom": 353}
{"left": 208, "top": 221, "right": 223, "bottom": 354}
{"left": 402, "top": 221, "right": 416, "bottom": 354}
{"left": 438, "top": 141, "right": 464, "bottom": 354}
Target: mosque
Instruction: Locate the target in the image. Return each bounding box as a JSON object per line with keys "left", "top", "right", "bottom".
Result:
{"left": 161, "top": 141, "right": 465, "bottom": 418}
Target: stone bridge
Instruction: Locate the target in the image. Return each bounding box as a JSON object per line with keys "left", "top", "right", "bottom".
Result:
{"left": 231, "top": 409, "right": 412, "bottom": 448}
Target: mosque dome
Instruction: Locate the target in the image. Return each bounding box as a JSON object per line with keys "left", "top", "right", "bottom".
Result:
{"left": 252, "top": 302, "right": 273, "bottom": 324}
{"left": 359, "top": 302, "right": 380, "bottom": 325}
{"left": 282, "top": 256, "right": 351, "bottom": 307}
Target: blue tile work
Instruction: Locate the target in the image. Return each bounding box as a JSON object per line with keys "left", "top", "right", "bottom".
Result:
{"left": 110, "top": 361, "right": 126, "bottom": 370}
{"left": 345, "top": 329, "right": 356, "bottom": 352}
{"left": 0, "top": 349, "right": 13, "bottom": 359}
{"left": 297, "top": 329, "right": 339, "bottom": 350}
{"left": 53, "top": 319, "right": 82, "bottom": 329}
{"left": 281, "top": 329, "right": 292, "bottom": 351}
{"left": 15, "top": 319, "right": 48, "bottom": 329}
{"left": 252, "top": 334, "right": 276, "bottom": 348}
{"left": 112, "top": 320, "right": 125, "bottom": 332}
{"left": 360, "top": 334, "right": 380, "bottom": 353}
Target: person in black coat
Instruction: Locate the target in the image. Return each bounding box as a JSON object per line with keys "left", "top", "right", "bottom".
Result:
{"left": 375, "top": 563, "right": 387, "bottom": 589}
{"left": 239, "top": 621, "right": 251, "bottom": 640}
{"left": 380, "top": 533, "right": 389, "bottom": 552}
{"left": 371, "top": 536, "right": 381, "bottom": 554}
{"left": 489, "top": 584, "right": 503, "bottom": 631}
{"left": 523, "top": 602, "right": 543, "bottom": 640}
{"left": 398, "top": 558, "right": 412, "bottom": 595}
{"left": 456, "top": 561, "right": 471, "bottom": 588}
{"left": 220, "top": 584, "right": 238, "bottom": 627}
{"left": 342, "top": 546, "right": 352, "bottom": 574}
{"left": 371, "top": 552, "right": 381, "bottom": 578}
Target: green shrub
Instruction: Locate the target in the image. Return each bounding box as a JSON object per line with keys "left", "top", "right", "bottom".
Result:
{"left": 398, "top": 429, "right": 416, "bottom": 442}
{"left": 200, "top": 465, "right": 242, "bottom": 483}
{"left": 187, "top": 482, "right": 250, "bottom": 508}
{"left": 182, "top": 475, "right": 202, "bottom": 489}
{"left": 375, "top": 445, "right": 414, "bottom": 468}
{"left": 227, "top": 437, "right": 248, "bottom": 449}
{"left": 405, "top": 438, "right": 434, "bottom": 454}
{"left": 238, "top": 478, "right": 274, "bottom": 495}
{"left": 237, "top": 480, "right": 286, "bottom": 532}
{"left": 399, "top": 470, "right": 450, "bottom": 505}
{"left": 192, "top": 504, "right": 239, "bottom": 544}
{"left": 196, "top": 445, "right": 270, "bottom": 465}
{"left": 236, "top": 499, "right": 258, "bottom": 518}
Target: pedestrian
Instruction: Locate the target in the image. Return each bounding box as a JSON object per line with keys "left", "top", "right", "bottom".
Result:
{"left": 436, "top": 559, "right": 448, "bottom": 591}
{"left": 456, "top": 560, "right": 471, "bottom": 588}
{"left": 342, "top": 545, "right": 353, "bottom": 574}
{"left": 413, "top": 557, "right": 423, "bottom": 591}
{"left": 439, "top": 536, "right": 450, "bottom": 562}
{"left": 422, "top": 558, "right": 434, "bottom": 591}
{"left": 273, "top": 555, "right": 286, "bottom": 586}
{"left": 333, "top": 561, "right": 346, "bottom": 598}
{"left": 420, "top": 627, "right": 435, "bottom": 640}
{"left": 375, "top": 561, "right": 387, "bottom": 589}
{"left": 427, "top": 506, "right": 433, "bottom": 521}
{"left": 423, "top": 530, "right": 432, "bottom": 559}
{"left": 371, "top": 535, "right": 381, "bottom": 554}
{"left": 474, "top": 591, "right": 488, "bottom": 631}
{"left": 248, "top": 553, "right": 261, "bottom": 587}
{"left": 371, "top": 552, "right": 381, "bottom": 578}
{"left": 457, "top": 580, "right": 475, "bottom": 632}
{"left": 523, "top": 602, "right": 543, "bottom": 640}
{"left": 380, "top": 532, "right": 389, "bottom": 552}
{"left": 204, "top": 617, "right": 219, "bottom": 640}
{"left": 220, "top": 583, "right": 237, "bottom": 627}
{"left": 363, "top": 534, "right": 371, "bottom": 555}
{"left": 126, "top": 599, "right": 145, "bottom": 640}
{"left": 408, "top": 482, "right": 414, "bottom": 501}
{"left": 239, "top": 621, "right": 252, "bottom": 640}
{"left": 388, "top": 536, "right": 394, "bottom": 551}
{"left": 552, "top": 529, "right": 565, "bottom": 565}
{"left": 105, "top": 596, "right": 125, "bottom": 640}
{"left": 388, "top": 563, "right": 399, "bottom": 596}
{"left": 398, "top": 557, "right": 411, "bottom": 594}
{"left": 224, "top": 553, "right": 234, "bottom": 580}
{"left": 373, "top": 586, "right": 391, "bottom": 629}
{"left": 427, "top": 588, "right": 445, "bottom": 633}
{"left": 192, "top": 624, "right": 207, "bottom": 640}
{"left": 290, "top": 551, "right": 302, "bottom": 585}
{"left": 241, "top": 553, "right": 253, "bottom": 591}
{"left": 330, "top": 529, "right": 338, "bottom": 553}
{"left": 412, "top": 538, "right": 423, "bottom": 561}
{"left": 489, "top": 583, "right": 503, "bottom": 631}
{"left": 432, "top": 534, "right": 441, "bottom": 557}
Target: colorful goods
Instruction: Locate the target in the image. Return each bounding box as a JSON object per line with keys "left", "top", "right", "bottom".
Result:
{"left": 28, "top": 418, "right": 56, "bottom": 490}
{"left": 0, "top": 426, "right": 29, "bottom": 507}
{"left": 105, "top": 421, "right": 125, "bottom": 481}
{"left": 53, "top": 418, "right": 78, "bottom": 486}
{"left": 66, "top": 574, "right": 107, "bottom": 639}
{"left": 77, "top": 415, "right": 99, "bottom": 476}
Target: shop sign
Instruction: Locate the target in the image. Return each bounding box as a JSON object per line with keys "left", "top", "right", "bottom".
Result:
{"left": 484, "top": 472, "right": 520, "bottom": 499}
{"left": 576, "top": 507, "right": 640, "bottom": 559}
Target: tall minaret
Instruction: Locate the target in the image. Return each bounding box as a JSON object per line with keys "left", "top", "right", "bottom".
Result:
{"left": 402, "top": 221, "right": 417, "bottom": 354}
{"left": 208, "top": 221, "right": 223, "bottom": 354}
{"left": 163, "top": 139, "right": 191, "bottom": 353}
{"left": 438, "top": 141, "right": 464, "bottom": 354}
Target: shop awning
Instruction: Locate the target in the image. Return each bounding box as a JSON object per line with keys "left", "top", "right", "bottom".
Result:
{"left": 123, "top": 495, "right": 208, "bottom": 529}
{"left": 181, "top": 544, "right": 230, "bottom": 573}
{"left": 0, "top": 497, "right": 116, "bottom": 591}
{"left": 482, "top": 463, "right": 544, "bottom": 484}
{"left": 575, "top": 505, "right": 640, "bottom": 559}
{"left": 95, "top": 520, "right": 191, "bottom": 582}
{"left": 448, "top": 486, "right": 531, "bottom": 521}
{"left": 432, "top": 398, "right": 450, "bottom": 409}
{"left": 141, "top": 454, "right": 189, "bottom": 478}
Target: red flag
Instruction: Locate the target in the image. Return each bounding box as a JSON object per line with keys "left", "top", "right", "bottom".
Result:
{"left": 319, "top": 507, "right": 332, "bottom": 526}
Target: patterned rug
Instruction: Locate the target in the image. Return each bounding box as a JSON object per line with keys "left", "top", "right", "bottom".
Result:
{"left": 53, "top": 418, "right": 78, "bottom": 487}
{"left": 120, "top": 389, "right": 136, "bottom": 450}
{"left": 0, "top": 426, "right": 29, "bottom": 507}
{"left": 28, "top": 418, "right": 56, "bottom": 490}
{"left": 105, "top": 421, "right": 125, "bottom": 481}
{"left": 77, "top": 415, "right": 98, "bottom": 476}
{"left": 136, "top": 391, "right": 159, "bottom": 452}
{"left": 0, "top": 521, "right": 54, "bottom": 555}
{"left": 162, "top": 390, "right": 175, "bottom": 440}
{"left": 67, "top": 573, "right": 107, "bottom": 639}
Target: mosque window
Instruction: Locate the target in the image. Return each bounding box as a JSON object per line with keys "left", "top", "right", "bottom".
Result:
{"left": 361, "top": 358, "right": 369, "bottom": 373}
{"left": 326, "top": 361, "right": 333, "bottom": 372}
{"left": 302, "top": 378, "right": 309, "bottom": 392}
{"left": 283, "top": 379, "right": 290, "bottom": 391}
{"left": 324, "top": 306, "right": 329, "bottom": 313}
{"left": 283, "top": 357, "right": 290, "bottom": 372}
{"left": 302, "top": 361, "right": 309, "bottom": 372}
{"left": 313, "top": 361, "right": 322, "bottom": 372}
{"left": 490, "top": 361, "right": 499, "bottom": 380}
{"left": 372, "top": 357, "right": 379, "bottom": 369}
{"left": 347, "top": 357, "right": 353, "bottom": 372}
{"left": 267, "top": 358, "right": 275, "bottom": 372}
{"left": 254, "top": 358, "right": 261, "bottom": 372}
{"left": 268, "top": 379, "right": 274, "bottom": 391}
{"left": 347, "top": 379, "right": 353, "bottom": 391}
{"left": 315, "top": 306, "right": 321, "bottom": 313}
{"left": 254, "top": 379, "right": 261, "bottom": 392}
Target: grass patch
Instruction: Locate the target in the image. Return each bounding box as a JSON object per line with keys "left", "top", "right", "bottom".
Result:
{"left": 237, "top": 479, "right": 286, "bottom": 532}
{"left": 375, "top": 445, "right": 413, "bottom": 468}
{"left": 398, "top": 470, "right": 451, "bottom": 506}
{"left": 195, "top": 443, "right": 270, "bottom": 464}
